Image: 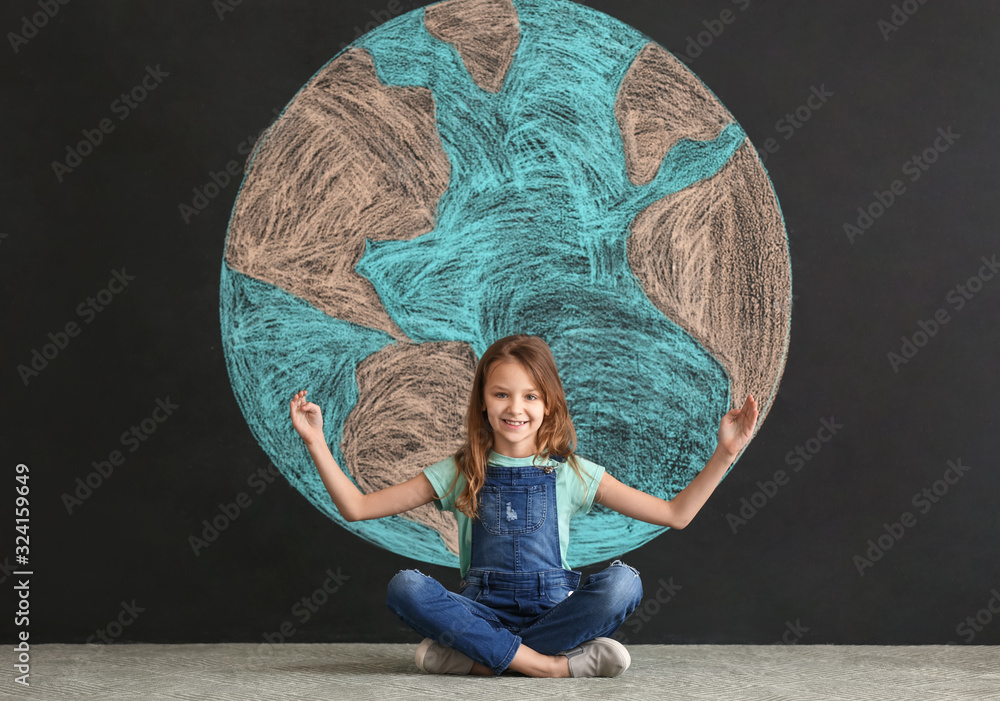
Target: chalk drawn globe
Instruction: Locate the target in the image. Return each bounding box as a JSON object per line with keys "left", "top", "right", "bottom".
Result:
{"left": 220, "top": 0, "right": 791, "bottom": 570}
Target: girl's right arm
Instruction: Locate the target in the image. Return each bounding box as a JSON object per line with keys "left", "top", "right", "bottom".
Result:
{"left": 290, "top": 390, "right": 437, "bottom": 521}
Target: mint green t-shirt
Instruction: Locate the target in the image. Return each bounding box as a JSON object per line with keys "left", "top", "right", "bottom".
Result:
{"left": 422, "top": 450, "right": 606, "bottom": 578}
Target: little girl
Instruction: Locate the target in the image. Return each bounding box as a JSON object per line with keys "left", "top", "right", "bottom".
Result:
{"left": 290, "top": 334, "right": 758, "bottom": 678}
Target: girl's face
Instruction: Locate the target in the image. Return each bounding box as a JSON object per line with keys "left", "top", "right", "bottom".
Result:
{"left": 481, "top": 360, "right": 549, "bottom": 458}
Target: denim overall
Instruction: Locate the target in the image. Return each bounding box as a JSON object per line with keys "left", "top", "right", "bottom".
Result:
{"left": 385, "top": 456, "right": 644, "bottom": 675}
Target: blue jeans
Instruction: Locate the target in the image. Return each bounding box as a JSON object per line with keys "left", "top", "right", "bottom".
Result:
{"left": 385, "top": 559, "right": 643, "bottom": 675}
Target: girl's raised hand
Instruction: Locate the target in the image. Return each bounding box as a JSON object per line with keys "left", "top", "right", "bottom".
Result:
{"left": 717, "top": 394, "right": 759, "bottom": 460}
{"left": 290, "top": 390, "right": 325, "bottom": 446}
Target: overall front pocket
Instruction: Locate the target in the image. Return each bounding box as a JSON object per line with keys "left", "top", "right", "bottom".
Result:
{"left": 479, "top": 484, "right": 547, "bottom": 535}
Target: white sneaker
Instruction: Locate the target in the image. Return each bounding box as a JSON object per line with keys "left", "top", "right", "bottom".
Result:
{"left": 414, "top": 637, "right": 475, "bottom": 674}
{"left": 557, "top": 637, "right": 631, "bottom": 677}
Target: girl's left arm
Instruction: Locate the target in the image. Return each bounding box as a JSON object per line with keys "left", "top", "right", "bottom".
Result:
{"left": 595, "top": 394, "right": 759, "bottom": 529}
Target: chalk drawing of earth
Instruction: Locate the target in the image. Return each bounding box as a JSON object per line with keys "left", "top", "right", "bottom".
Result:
{"left": 220, "top": 0, "right": 791, "bottom": 570}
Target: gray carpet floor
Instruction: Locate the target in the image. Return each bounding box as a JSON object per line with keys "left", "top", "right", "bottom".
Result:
{"left": 8, "top": 644, "right": 999, "bottom": 700}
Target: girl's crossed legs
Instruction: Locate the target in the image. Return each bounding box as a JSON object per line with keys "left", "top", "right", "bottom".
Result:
{"left": 385, "top": 561, "right": 644, "bottom": 676}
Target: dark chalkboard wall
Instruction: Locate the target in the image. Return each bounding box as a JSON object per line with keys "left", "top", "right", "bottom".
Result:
{"left": 3, "top": 0, "right": 998, "bottom": 647}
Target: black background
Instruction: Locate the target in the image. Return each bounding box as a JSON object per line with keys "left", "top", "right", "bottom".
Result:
{"left": 3, "top": 0, "right": 998, "bottom": 646}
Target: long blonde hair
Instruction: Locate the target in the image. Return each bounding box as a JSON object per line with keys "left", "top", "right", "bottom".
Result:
{"left": 441, "top": 334, "right": 593, "bottom": 520}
